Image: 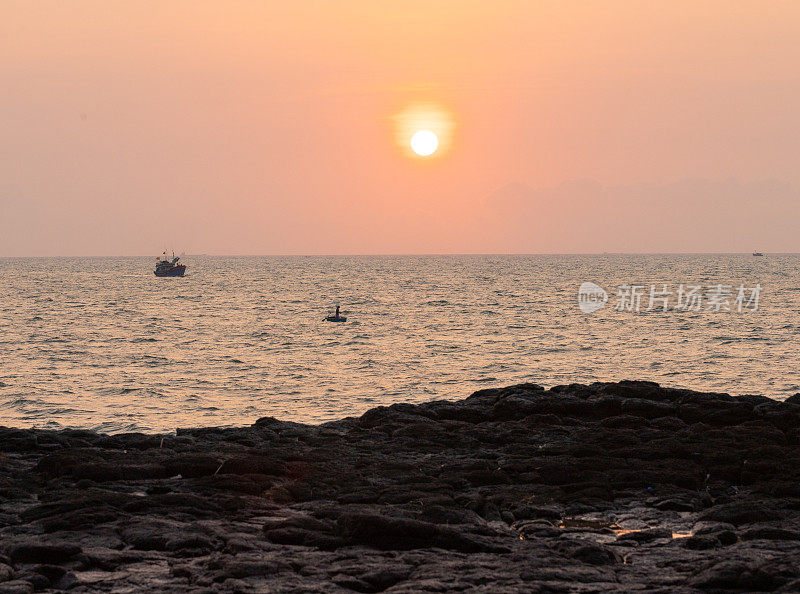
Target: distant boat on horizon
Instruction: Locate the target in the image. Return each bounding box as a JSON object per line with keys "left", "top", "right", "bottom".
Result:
{"left": 752, "top": 252, "right": 764, "bottom": 257}
{"left": 154, "top": 251, "right": 186, "bottom": 277}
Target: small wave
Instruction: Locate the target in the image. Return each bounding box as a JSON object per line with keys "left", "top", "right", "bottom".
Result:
{"left": 117, "top": 387, "right": 165, "bottom": 398}
{"left": 2, "top": 397, "right": 37, "bottom": 407}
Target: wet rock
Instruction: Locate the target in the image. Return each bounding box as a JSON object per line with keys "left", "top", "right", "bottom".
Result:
{"left": 616, "top": 528, "right": 673, "bottom": 543}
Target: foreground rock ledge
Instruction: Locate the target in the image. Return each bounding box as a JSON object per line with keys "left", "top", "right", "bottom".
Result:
{"left": 1, "top": 381, "right": 800, "bottom": 593}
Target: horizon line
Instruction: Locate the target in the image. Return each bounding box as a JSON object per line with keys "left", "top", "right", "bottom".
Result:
{"left": 0, "top": 251, "right": 794, "bottom": 259}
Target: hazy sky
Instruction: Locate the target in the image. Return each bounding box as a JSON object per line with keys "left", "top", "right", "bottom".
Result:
{"left": 3, "top": 1, "right": 800, "bottom": 255}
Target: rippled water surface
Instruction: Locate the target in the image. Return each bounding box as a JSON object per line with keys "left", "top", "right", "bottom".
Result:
{"left": 1, "top": 255, "right": 798, "bottom": 432}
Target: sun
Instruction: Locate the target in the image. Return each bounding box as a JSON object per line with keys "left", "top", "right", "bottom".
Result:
{"left": 410, "top": 130, "right": 439, "bottom": 156}
{"left": 392, "top": 102, "right": 454, "bottom": 159}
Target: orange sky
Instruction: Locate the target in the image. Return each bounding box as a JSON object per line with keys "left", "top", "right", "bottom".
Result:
{"left": 2, "top": 1, "right": 800, "bottom": 255}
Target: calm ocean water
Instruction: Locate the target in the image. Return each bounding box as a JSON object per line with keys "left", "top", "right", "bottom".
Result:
{"left": 1, "top": 255, "right": 798, "bottom": 433}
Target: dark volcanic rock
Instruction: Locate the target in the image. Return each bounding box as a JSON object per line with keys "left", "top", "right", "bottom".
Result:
{"left": 337, "top": 512, "right": 506, "bottom": 553}
{"left": 681, "top": 534, "right": 721, "bottom": 550}
{"left": 740, "top": 526, "right": 800, "bottom": 541}
{"left": 0, "top": 581, "right": 35, "bottom": 594}
{"left": 698, "top": 501, "right": 784, "bottom": 526}
{"left": 1, "top": 380, "right": 799, "bottom": 591}
{"left": 7, "top": 543, "right": 81, "bottom": 564}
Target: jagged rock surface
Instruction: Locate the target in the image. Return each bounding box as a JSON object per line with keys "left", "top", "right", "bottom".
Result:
{"left": 1, "top": 381, "right": 799, "bottom": 592}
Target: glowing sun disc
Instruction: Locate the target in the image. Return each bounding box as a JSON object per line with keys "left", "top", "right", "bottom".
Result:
{"left": 410, "top": 130, "right": 439, "bottom": 156}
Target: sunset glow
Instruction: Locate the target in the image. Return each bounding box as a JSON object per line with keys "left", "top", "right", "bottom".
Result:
{"left": 393, "top": 102, "right": 454, "bottom": 160}
{"left": 3, "top": 2, "right": 800, "bottom": 255}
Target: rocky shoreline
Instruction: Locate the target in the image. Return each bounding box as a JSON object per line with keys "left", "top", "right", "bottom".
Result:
{"left": 1, "top": 380, "right": 799, "bottom": 592}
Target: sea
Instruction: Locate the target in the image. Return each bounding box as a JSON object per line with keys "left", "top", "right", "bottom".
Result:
{"left": 1, "top": 255, "right": 798, "bottom": 433}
